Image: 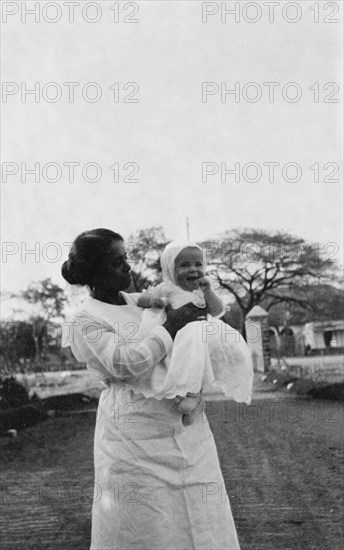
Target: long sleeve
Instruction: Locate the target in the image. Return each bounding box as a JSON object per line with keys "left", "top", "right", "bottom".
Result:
{"left": 67, "top": 312, "right": 173, "bottom": 383}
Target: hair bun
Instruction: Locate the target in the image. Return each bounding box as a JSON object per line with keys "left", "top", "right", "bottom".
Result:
{"left": 61, "top": 259, "right": 80, "bottom": 285}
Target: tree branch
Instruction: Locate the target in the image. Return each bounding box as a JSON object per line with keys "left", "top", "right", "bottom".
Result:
{"left": 215, "top": 272, "right": 246, "bottom": 310}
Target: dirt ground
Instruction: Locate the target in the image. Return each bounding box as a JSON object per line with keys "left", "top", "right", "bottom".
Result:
{"left": 0, "top": 376, "right": 343, "bottom": 550}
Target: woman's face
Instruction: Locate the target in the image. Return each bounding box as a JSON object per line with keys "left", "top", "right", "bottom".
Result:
{"left": 96, "top": 239, "right": 132, "bottom": 292}
{"left": 174, "top": 247, "right": 204, "bottom": 291}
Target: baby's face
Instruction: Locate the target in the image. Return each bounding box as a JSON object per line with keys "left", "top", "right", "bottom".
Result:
{"left": 174, "top": 247, "right": 204, "bottom": 291}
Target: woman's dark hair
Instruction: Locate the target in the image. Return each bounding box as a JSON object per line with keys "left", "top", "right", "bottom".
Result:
{"left": 61, "top": 228, "right": 123, "bottom": 287}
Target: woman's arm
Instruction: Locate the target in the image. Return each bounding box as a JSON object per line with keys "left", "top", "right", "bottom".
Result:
{"left": 71, "top": 313, "right": 172, "bottom": 382}
{"left": 69, "top": 303, "right": 206, "bottom": 383}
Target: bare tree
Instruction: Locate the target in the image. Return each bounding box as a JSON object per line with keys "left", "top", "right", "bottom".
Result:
{"left": 203, "top": 229, "right": 340, "bottom": 330}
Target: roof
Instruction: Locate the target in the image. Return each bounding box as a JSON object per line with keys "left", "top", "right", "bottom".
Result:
{"left": 305, "top": 320, "right": 344, "bottom": 331}
{"left": 246, "top": 305, "right": 269, "bottom": 318}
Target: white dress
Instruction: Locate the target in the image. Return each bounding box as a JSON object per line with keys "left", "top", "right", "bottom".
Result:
{"left": 62, "top": 295, "right": 241, "bottom": 550}
{"left": 132, "top": 282, "right": 253, "bottom": 404}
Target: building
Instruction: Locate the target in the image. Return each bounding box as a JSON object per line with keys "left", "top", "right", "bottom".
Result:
{"left": 269, "top": 320, "right": 344, "bottom": 357}
{"left": 303, "top": 320, "right": 344, "bottom": 354}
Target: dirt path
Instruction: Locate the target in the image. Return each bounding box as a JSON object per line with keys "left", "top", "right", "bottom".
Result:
{"left": 0, "top": 379, "right": 343, "bottom": 550}
{"left": 0, "top": 411, "right": 94, "bottom": 549}
{"left": 208, "top": 379, "right": 344, "bottom": 550}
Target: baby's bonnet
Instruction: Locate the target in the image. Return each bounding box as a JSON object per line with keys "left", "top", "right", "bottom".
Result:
{"left": 161, "top": 240, "right": 206, "bottom": 285}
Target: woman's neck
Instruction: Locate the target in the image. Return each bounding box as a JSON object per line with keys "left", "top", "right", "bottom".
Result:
{"left": 90, "top": 288, "right": 125, "bottom": 305}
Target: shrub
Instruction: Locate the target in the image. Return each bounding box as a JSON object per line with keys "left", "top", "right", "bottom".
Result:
{"left": 0, "top": 405, "right": 47, "bottom": 435}
{"left": 0, "top": 377, "right": 30, "bottom": 409}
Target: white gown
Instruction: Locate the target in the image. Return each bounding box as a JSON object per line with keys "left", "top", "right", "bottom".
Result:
{"left": 62, "top": 296, "right": 241, "bottom": 550}
{"left": 131, "top": 283, "right": 253, "bottom": 404}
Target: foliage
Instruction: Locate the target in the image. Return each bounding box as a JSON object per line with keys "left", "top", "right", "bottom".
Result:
{"left": 20, "top": 278, "right": 66, "bottom": 362}
{"left": 21, "top": 278, "right": 66, "bottom": 320}
{"left": 267, "top": 284, "right": 344, "bottom": 327}
{"left": 203, "top": 228, "right": 340, "bottom": 329}
{"left": 0, "top": 320, "right": 37, "bottom": 374}
{"left": 1, "top": 279, "right": 68, "bottom": 373}
{"left": 0, "top": 376, "right": 30, "bottom": 409}
{"left": 126, "top": 226, "right": 169, "bottom": 291}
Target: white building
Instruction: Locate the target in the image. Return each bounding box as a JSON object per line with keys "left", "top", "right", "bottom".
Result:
{"left": 270, "top": 320, "right": 344, "bottom": 356}
{"left": 303, "top": 320, "right": 344, "bottom": 352}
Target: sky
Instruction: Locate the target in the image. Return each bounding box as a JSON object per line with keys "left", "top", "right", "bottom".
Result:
{"left": 1, "top": 0, "right": 343, "bottom": 301}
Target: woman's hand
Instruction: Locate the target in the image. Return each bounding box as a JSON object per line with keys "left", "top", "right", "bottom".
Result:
{"left": 163, "top": 303, "right": 207, "bottom": 340}
{"left": 150, "top": 298, "right": 165, "bottom": 309}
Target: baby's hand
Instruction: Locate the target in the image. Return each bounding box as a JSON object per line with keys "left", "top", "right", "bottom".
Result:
{"left": 198, "top": 277, "right": 211, "bottom": 292}
{"left": 150, "top": 298, "right": 165, "bottom": 309}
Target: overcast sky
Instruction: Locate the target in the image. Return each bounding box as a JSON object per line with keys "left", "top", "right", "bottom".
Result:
{"left": 1, "top": 0, "right": 343, "bottom": 297}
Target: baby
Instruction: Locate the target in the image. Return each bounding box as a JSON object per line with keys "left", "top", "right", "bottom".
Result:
{"left": 137, "top": 244, "right": 224, "bottom": 320}
{"left": 134, "top": 241, "right": 253, "bottom": 422}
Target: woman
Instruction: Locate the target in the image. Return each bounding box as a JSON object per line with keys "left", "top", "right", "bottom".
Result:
{"left": 61, "top": 228, "right": 241, "bottom": 550}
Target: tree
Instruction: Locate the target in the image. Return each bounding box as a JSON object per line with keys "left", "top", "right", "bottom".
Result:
{"left": 267, "top": 283, "right": 344, "bottom": 328}
{"left": 21, "top": 278, "right": 66, "bottom": 319}
{"left": 204, "top": 229, "right": 341, "bottom": 331}
{"left": 0, "top": 321, "right": 36, "bottom": 375}
{"left": 19, "top": 279, "right": 67, "bottom": 363}
{"left": 126, "top": 226, "right": 169, "bottom": 291}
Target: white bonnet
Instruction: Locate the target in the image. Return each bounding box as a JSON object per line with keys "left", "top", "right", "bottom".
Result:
{"left": 160, "top": 241, "right": 207, "bottom": 285}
